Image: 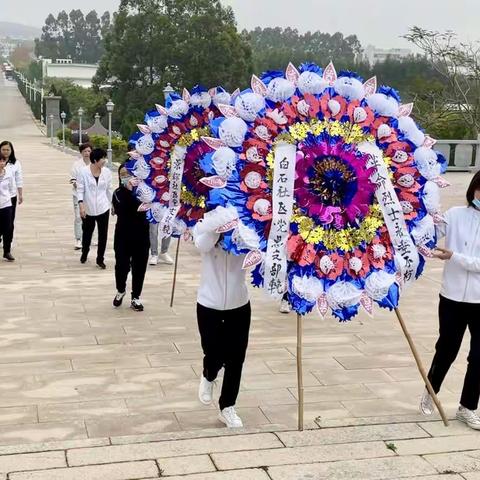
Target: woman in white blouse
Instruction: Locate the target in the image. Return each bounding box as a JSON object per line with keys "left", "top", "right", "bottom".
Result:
{"left": 0, "top": 141, "right": 23, "bottom": 259}
{"left": 420, "top": 171, "right": 480, "bottom": 430}
{"left": 76, "top": 148, "right": 112, "bottom": 269}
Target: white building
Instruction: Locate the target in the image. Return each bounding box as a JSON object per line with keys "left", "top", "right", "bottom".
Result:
{"left": 365, "top": 45, "right": 412, "bottom": 65}
{"left": 42, "top": 58, "right": 98, "bottom": 88}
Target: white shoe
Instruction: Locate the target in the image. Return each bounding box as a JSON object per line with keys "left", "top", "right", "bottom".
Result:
{"left": 219, "top": 406, "right": 243, "bottom": 428}
{"left": 74, "top": 240, "right": 82, "bottom": 250}
{"left": 456, "top": 406, "right": 480, "bottom": 430}
{"left": 149, "top": 255, "right": 158, "bottom": 265}
{"left": 92, "top": 240, "right": 98, "bottom": 246}
{"left": 280, "top": 299, "right": 292, "bottom": 314}
{"left": 420, "top": 388, "right": 434, "bottom": 415}
{"left": 113, "top": 291, "right": 126, "bottom": 308}
{"left": 198, "top": 376, "right": 215, "bottom": 405}
{"left": 159, "top": 253, "right": 174, "bottom": 265}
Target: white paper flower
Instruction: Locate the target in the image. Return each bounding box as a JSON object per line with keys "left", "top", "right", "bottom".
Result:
{"left": 212, "top": 147, "right": 237, "bottom": 179}
{"left": 297, "top": 71, "right": 328, "bottom": 95}
{"left": 219, "top": 117, "right": 248, "bottom": 147}
{"left": 266, "top": 78, "right": 296, "bottom": 103}
{"left": 235, "top": 93, "right": 265, "bottom": 122}
{"left": 135, "top": 135, "right": 155, "bottom": 156}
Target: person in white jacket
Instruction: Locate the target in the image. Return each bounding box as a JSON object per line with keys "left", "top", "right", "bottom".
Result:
{"left": 70, "top": 143, "right": 93, "bottom": 250}
{"left": 0, "top": 141, "right": 23, "bottom": 258}
{"left": 193, "top": 209, "right": 251, "bottom": 429}
{"left": 420, "top": 171, "right": 480, "bottom": 429}
{"left": 0, "top": 154, "right": 16, "bottom": 261}
{"left": 76, "top": 148, "right": 112, "bottom": 269}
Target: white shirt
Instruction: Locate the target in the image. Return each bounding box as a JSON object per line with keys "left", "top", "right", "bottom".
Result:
{"left": 194, "top": 230, "right": 250, "bottom": 310}
{"left": 70, "top": 158, "right": 89, "bottom": 198}
{"left": 438, "top": 206, "right": 480, "bottom": 303}
{"left": 6, "top": 161, "right": 23, "bottom": 197}
{"left": 76, "top": 165, "right": 112, "bottom": 217}
{"left": 0, "top": 168, "right": 15, "bottom": 209}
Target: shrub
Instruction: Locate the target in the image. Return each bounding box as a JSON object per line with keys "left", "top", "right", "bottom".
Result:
{"left": 89, "top": 135, "right": 128, "bottom": 161}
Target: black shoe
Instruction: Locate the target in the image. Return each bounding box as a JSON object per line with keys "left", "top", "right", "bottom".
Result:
{"left": 130, "top": 298, "right": 144, "bottom": 312}
{"left": 96, "top": 261, "right": 106, "bottom": 270}
{"left": 80, "top": 252, "right": 88, "bottom": 264}
{"left": 113, "top": 291, "right": 126, "bottom": 307}
{"left": 3, "top": 252, "right": 15, "bottom": 262}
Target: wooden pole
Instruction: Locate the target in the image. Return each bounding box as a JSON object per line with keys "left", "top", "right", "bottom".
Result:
{"left": 297, "top": 313, "right": 304, "bottom": 431}
{"left": 169, "top": 238, "right": 181, "bottom": 308}
{"left": 394, "top": 308, "right": 449, "bottom": 427}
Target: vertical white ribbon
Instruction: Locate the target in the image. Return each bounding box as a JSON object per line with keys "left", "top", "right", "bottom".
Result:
{"left": 159, "top": 145, "right": 187, "bottom": 238}
{"left": 358, "top": 142, "right": 419, "bottom": 284}
{"left": 264, "top": 142, "right": 297, "bottom": 299}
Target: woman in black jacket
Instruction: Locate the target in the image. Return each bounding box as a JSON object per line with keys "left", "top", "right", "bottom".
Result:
{"left": 112, "top": 163, "right": 150, "bottom": 311}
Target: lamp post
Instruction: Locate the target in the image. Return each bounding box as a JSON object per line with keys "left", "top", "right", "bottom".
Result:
{"left": 60, "top": 111, "right": 67, "bottom": 150}
{"left": 106, "top": 99, "right": 115, "bottom": 166}
{"left": 163, "top": 82, "right": 174, "bottom": 101}
{"left": 49, "top": 114, "right": 54, "bottom": 145}
{"left": 78, "top": 107, "right": 84, "bottom": 146}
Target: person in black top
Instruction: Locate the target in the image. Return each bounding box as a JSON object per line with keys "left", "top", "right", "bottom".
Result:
{"left": 112, "top": 163, "right": 150, "bottom": 311}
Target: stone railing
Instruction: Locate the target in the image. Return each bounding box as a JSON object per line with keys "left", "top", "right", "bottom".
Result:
{"left": 436, "top": 139, "right": 480, "bottom": 171}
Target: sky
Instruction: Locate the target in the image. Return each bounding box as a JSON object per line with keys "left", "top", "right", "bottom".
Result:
{"left": 1, "top": 0, "right": 478, "bottom": 49}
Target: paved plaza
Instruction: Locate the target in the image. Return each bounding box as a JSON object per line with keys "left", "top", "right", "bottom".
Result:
{"left": 0, "top": 73, "right": 479, "bottom": 478}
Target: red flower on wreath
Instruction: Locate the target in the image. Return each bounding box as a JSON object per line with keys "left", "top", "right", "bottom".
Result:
{"left": 240, "top": 164, "right": 268, "bottom": 193}
{"left": 319, "top": 94, "right": 347, "bottom": 120}
{"left": 315, "top": 252, "right": 344, "bottom": 280}
{"left": 345, "top": 249, "right": 370, "bottom": 278}
{"left": 246, "top": 193, "right": 272, "bottom": 222}
{"left": 367, "top": 235, "right": 393, "bottom": 269}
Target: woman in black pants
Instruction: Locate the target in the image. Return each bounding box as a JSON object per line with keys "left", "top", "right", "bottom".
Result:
{"left": 0, "top": 141, "right": 23, "bottom": 261}
{"left": 420, "top": 171, "right": 480, "bottom": 429}
{"left": 112, "top": 163, "right": 150, "bottom": 312}
{"left": 77, "top": 148, "right": 112, "bottom": 269}
{"left": 193, "top": 210, "right": 251, "bottom": 428}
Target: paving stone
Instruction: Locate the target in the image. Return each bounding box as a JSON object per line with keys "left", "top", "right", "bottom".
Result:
{"left": 267, "top": 456, "right": 437, "bottom": 480}
{"left": 394, "top": 434, "right": 480, "bottom": 456}
{"left": 212, "top": 440, "right": 394, "bottom": 470}
{"left": 0, "top": 420, "right": 87, "bottom": 446}
{"left": 0, "top": 407, "right": 38, "bottom": 426}
{"left": 277, "top": 423, "right": 429, "bottom": 447}
{"left": 423, "top": 450, "right": 480, "bottom": 473}
{"left": 0, "top": 451, "right": 66, "bottom": 473}
{"left": 166, "top": 470, "right": 270, "bottom": 480}
{"left": 420, "top": 420, "right": 474, "bottom": 437}
{"left": 85, "top": 413, "right": 181, "bottom": 437}
{"left": 38, "top": 400, "right": 128, "bottom": 422}
{"left": 8, "top": 461, "right": 159, "bottom": 480}
{"left": 68, "top": 433, "right": 282, "bottom": 466}
{"left": 157, "top": 454, "right": 215, "bottom": 475}
{"left": 0, "top": 438, "right": 109, "bottom": 455}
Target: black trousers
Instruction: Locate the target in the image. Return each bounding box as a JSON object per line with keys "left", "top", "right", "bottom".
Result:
{"left": 114, "top": 238, "right": 149, "bottom": 299}
{"left": 0, "top": 206, "right": 13, "bottom": 255}
{"left": 2, "top": 196, "right": 16, "bottom": 252}
{"left": 197, "top": 302, "right": 251, "bottom": 410}
{"left": 427, "top": 295, "right": 480, "bottom": 410}
{"left": 82, "top": 210, "right": 109, "bottom": 263}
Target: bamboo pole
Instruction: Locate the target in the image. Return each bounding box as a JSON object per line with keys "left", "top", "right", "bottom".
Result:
{"left": 297, "top": 313, "right": 304, "bottom": 431}
{"left": 169, "top": 238, "right": 181, "bottom": 308}
{"left": 394, "top": 308, "right": 449, "bottom": 427}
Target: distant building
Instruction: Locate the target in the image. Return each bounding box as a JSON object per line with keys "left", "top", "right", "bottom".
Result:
{"left": 0, "top": 38, "right": 18, "bottom": 59}
{"left": 365, "top": 45, "right": 412, "bottom": 65}
{"left": 42, "top": 58, "right": 98, "bottom": 88}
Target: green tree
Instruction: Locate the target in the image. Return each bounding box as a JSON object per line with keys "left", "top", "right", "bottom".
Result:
{"left": 94, "top": 0, "right": 252, "bottom": 137}
{"left": 35, "top": 10, "right": 110, "bottom": 63}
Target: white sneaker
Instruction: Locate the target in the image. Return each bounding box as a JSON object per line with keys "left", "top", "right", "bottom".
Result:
{"left": 159, "top": 253, "right": 174, "bottom": 265}
{"left": 92, "top": 240, "right": 98, "bottom": 246}
{"left": 198, "top": 376, "right": 215, "bottom": 405}
{"left": 280, "top": 299, "right": 292, "bottom": 314}
{"left": 219, "top": 406, "right": 243, "bottom": 428}
{"left": 456, "top": 406, "right": 480, "bottom": 430}
{"left": 420, "top": 388, "right": 434, "bottom": 415}
{"left": 149, "top": 255, "right": 158, "bottom": 265}
{"left": 113, "top": 291, "right": 126, "bottom": 308}
{"left": 74, "top": 240, "right": 82, "bottom": 250}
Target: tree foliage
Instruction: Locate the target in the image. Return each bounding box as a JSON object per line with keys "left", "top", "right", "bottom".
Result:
{"left": 405, "top": 26, "right": 480, "bottom": 137}
{"left": 245, "top": 27, "right": 363, "bottom": 73}
{"left": 94, "top": 0, "right": 252, "bottom": 137}
{"left": 35, "top": 10, "right": 111, "bottom": 63}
